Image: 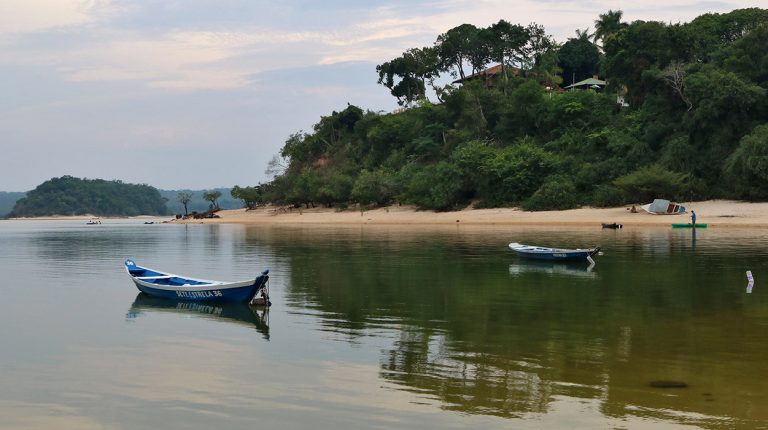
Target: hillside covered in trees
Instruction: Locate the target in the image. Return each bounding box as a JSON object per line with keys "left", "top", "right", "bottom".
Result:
{"left": 0, "top": 192, "right": 25, "bottom": 218}
{"left": 259, "top": 8, "right": 768, "bottom": 211}
{"left": 9, "top": 176, "right": 169, "bottom": 217}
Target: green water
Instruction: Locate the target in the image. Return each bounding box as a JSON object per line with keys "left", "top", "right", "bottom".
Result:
{"left": 1, "top": 220, "right": 767, "bottom": 429}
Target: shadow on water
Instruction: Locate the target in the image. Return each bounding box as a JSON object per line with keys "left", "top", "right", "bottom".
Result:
{"left": 126, "top": 293, "right": 270, "bottom": 340}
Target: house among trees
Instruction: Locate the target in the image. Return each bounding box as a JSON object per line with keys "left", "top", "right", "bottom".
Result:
{"left": 451, "top": 64, "right": 519, "bottom": 89}
{"left": 564, "top": 75, "right": 606, "bottom": 91}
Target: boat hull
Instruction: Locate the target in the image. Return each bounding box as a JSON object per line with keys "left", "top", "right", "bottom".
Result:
{"left": 641, "top": 199, "right": 686, "bottom": 215}
{"left": 131, "top": 280, "right": 263, "bottom": 302}
{"left": 671, "top": 223, "right": 708, "bottom": 228}
{"left": 125, "top": 260, "right": 269, "bottom": 303}
{"left": 508, "top": 243, "right": 599, "bottom": 261}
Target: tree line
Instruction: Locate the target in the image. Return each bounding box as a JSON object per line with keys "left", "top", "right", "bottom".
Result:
{"left": 255, "top": 8, "right": 768, "bottom": 211}
{"left": 9, "top": 176, "right": 169, "bottom": 217}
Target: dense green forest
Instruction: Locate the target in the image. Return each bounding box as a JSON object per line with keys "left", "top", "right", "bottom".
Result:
{"left": 9, "top": 176, "right": 169, "bottom": 217}
{"left": 259, "top": 8, "right": 768, "bottom": 211}
{"left": 0, "top": 192, "right": 25, "bottom": 217}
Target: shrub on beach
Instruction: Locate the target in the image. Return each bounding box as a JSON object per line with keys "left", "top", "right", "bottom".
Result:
{"left": 522, "top": 176, "right": 579, "bottom": 211}
{"left": 613, "top": 165, "right": 688, "bottom": 203}
{"left": 590, "top": 184, "right": 626, "bottom": 207}
{"left": 399, "top": 162, "right": 466, "bottom": 211}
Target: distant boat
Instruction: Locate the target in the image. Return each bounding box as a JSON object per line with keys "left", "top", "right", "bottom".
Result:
{"left": 602, "top": 223, "right": 622, "bottom": 229}
{"left": 641, "top": 199, "right": 686, "bottom": 215}
{"left": 671, "top": 223, "right": 708, "bottom": 228}
{"left": 124, "top": 259, "right": 270, "bottom": 304}
{"left": 508, "top": 243, "right": 600, "bottom": 262}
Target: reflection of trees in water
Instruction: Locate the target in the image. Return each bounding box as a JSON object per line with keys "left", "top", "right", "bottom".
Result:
{"left": 278, "top": 228, "right": 768, "bottom": 427}
{"left": 380, "top": 328, "right": 554, "bottom": 417}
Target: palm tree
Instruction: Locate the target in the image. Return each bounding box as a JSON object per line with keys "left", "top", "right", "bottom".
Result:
{"left": 575, "top": 28, "right": 593, "bottom": 41}
{"left": 594, "top": 10, "right": 626, "bottom": 45}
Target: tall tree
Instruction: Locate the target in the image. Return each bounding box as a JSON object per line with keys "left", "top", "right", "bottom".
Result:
{"left": 436, "top": 24, "right": 480, "bottom": 80}
{"left": 558, "top": 36, "right": 601, "bottom": 85}
{"left": 231, "top": 185, "right": 264, "bottom": 209}
{"left": 377, "top": 48, "right": 438, "bottom": 106}
{"left": 202, "top": 190, "right": 222, "bottom": 210}
{"left": 594, "top": 10, "right": 626, "bottom": 46}
{"left": 487, "top": 20, "right": 529, "bottom": 88}
{"left": 519, "top": 23, "right": 555, "bottom": 73}
{"left": 177, "top": 191, "right": 192, "bottom": 215}
{"left": 575, "top": 28, "right": 593, "bottom": 41}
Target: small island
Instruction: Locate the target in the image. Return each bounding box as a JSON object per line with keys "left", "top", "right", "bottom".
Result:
{"left": 9, "top": 176, "right": 169, "bottom": 217}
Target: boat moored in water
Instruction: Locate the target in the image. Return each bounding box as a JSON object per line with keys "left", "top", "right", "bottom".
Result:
{"left": 124, "top": 259, "right": 270, "bottom": 304}
{"left": 508, "top": 243, "right": 600, "bottom": 262}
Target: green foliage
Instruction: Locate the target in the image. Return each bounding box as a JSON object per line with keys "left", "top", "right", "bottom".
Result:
{"left": 590, "top": 184, "right": 627, "bottom": 207}
{"left": 161, "top": 188, "right": 240, "bottom": 214}
{"left": 522, "top": 175, "right": 579, "bottom": 211}
{"left": 0, "top": 192, "right": 25, "bottom": 218}
{"left": 399, "top": 162, "right": 466, "bottom": 211}
{"left": 558, "top": 37, "right": 601, "bottom": 85}
{"left": 10, "top": 176, "right": 168, "bottom": 217}
{"left": 614, "top": 165, "right": 688, "bottom": 203}
{"left": 376, "top": 48, "right": 437, "bottom": 106}
{"left": 724, "top": 125, "right": 768, "bottom": 199}
{"left": 351, "top": 169, "right": 398, "bottom": 206}
{"left": 177, "top": 191, "right": 192, "bottom": 215}
{"left": 202, "top": 190, "right": 222, "bottom": 210}
{"left": 594, "top": 10, "right": 627, "bottom": 45}
{"left": 257, "top": 8, "right": 768, "bottom": 210}
{"left": 231, "top": 185, "right": 264, "bottom": 209}
{"left": 717, "top": 24, "right": 768, "bottom": 87}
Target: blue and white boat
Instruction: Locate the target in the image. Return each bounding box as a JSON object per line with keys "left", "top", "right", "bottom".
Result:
{"left": 508, "top": 243, "right": 600, "bottom": 262}
{"left": 124, "top": 259, "right": 270, "bottom": 304}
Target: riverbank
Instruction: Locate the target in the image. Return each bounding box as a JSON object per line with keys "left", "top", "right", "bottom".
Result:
{"left": 171, "top": 200, "right": 768, "bottom": 228}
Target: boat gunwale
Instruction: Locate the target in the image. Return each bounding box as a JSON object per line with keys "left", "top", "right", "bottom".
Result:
{"left": 125, "top": 262, "right": 258, "bottom": 291}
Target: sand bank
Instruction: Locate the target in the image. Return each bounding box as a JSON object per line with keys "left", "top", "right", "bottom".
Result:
{"left": 172, "top": 200, "right": 768, "bottom": 228}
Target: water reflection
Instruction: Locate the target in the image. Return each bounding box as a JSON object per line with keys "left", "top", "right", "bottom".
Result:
{"left": 265, "top": 225, "right": 768, "bottom": 428}
{"left": 4, "top": 221, "right": 768, "bottom": 429}
{"left": 127, "top": 294, "right": 270, "bottom": 340}
{"left": 508, "top": 261, "right": 597, "bottom": 278}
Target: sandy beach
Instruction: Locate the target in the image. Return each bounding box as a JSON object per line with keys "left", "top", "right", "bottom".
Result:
{"left": 169, "top": 200, "right": 768, "bottom": 228}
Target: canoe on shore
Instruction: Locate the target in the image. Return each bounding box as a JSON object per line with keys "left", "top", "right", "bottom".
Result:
{"left": 671, "top": 223, "right": 708, "bottom": 228}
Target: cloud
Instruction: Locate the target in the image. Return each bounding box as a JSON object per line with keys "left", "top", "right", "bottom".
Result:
{"left": 0, "top": 0, "right": 122, "bottom": 35}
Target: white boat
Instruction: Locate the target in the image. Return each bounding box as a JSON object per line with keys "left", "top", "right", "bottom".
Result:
{"left": 640, "top": 199, "right": 686, "bottom": 215}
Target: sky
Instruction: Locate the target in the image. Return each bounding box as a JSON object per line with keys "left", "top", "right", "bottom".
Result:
{"left": 0, "top": 0, "right": 759, "bottom": 191}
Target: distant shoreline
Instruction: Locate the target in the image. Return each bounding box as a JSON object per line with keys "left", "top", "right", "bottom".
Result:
{"left": 7, "top": 200, "right": 768, "bottom": 228}
{"left": 167, "top": 200, "right": 768, "bottom": 228}
{"left": 4, "top": 215, "right": 164, "bottom": 221}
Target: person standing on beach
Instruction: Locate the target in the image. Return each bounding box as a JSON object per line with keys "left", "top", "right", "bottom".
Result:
{"left": 691, "top": 210, "right": 696, "bottom": 225}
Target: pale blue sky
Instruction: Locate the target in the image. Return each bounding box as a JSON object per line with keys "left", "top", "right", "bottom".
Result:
{"left": 0, "top": 0, "right": 756, "bottom": 191}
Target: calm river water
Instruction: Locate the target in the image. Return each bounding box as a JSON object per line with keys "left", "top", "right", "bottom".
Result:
{"left": 1, "top": 220, "right": 767, "bottom": 429}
